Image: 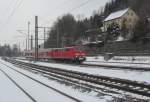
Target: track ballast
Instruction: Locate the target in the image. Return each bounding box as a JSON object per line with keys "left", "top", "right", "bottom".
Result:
{"left": 4, "top": 58, "right": 150, "bottom": 98}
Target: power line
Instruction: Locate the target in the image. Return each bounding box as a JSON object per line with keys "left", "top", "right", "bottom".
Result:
{"left": 0, "top": 0, "right": 19, "bottom": 25}
{"left": 0, "top": 0, "right": 24, "bottom": 31}
{"left": 40, "top": 0, "right": 95, "bottom": 26}
{"left": 0, "top": 0, "right": 15, "bottom": 21}
{"left": 53, "top": 0, "right": 74, "bottom": 11}
{"left": 6, "top": 0, "right": 24, "bottom": 25}
{"left": 37, "top": 0, "right": 96, "bottom": 47}
{"left": 39, "top": 0, "right": 74, "bottom": 26}
{"left": 69, "top": 0, "right": 92, "bottom": 12}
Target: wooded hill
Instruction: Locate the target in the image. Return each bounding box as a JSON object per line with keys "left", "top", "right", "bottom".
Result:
{"left": 44, "top": 13, "right": 103, "bottom": 48}
{"left": 45, "top": 0, "right": 150, "bottom": 48}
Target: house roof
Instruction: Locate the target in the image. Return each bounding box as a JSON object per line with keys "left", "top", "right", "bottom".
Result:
{"left": 82, "top": 41, "right": 103, "bottom": 46}
{"left": 104, "top": 8, "right": 129, "bottom": 22}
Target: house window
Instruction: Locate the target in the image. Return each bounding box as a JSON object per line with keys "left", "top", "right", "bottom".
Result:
{"left": 106, "top": 24, "right": 108, "bottom": 27}
{"left": 128, "top": 18, "right": 131, "bottom": 22}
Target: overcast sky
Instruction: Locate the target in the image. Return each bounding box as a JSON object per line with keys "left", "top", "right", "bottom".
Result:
{"left": 0, "top": 0, "right": 109, "bottom": 49}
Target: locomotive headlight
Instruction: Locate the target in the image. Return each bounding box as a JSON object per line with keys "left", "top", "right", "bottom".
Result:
{"left": 81, "top": 53, "right": 85, "bottom": 56}
{"left": 75, "top": 53, "right": 79, "bottom": 56}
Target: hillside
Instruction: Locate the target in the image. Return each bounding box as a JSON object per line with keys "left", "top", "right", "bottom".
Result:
{"left": 45, "top": 0, "right": 150, "bottom": 53}
{"left": 103, "top": 0, "right": 150, "bottom": 20}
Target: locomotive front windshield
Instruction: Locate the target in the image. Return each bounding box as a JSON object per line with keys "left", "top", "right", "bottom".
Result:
{"left": 64, "top": 46, "right": 85, "bottom": 51}
{"left": 75, "top": 46, "right": 85, "bottom": 51}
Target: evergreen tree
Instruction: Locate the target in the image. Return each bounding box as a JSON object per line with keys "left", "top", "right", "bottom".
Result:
{"left": 131, "top": 19, "right": 149, "bottom": 42}
{"left": 105, "top": 22, "right": 121, "bottom": 41}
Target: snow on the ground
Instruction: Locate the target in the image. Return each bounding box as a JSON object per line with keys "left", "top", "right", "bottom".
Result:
{"left": 83, "top": 56, "right": 150, "bottom": 68}
{"left": 84, "top": 61, "right": 150, "bottom": 69}
{"left": 0, "top": 71, "right": 33, "bottom": 102}
{"left": 86, "top": 56, "right": 150, "bottom": 64}
{"left": 84, "top": 56, "right": 150, "bottom": 69}
{"left": 16, "top": 57, "right": 150, "bottom": 84}
{"left": 0, "top": 60, "right": 77, "bottom": 102}
{"left": 0, "top": 59, "right": 113, "bottom": 102}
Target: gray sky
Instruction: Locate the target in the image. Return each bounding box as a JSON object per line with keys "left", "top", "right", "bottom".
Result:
{"left": 0, "top": 0, "right": 109, "bottom": 49}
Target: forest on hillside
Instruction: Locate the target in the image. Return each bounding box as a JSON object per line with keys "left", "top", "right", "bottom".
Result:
{"left": 0, "top": 44, "right": 20, "bottom": 57}
{"left": 44, "top": 13, "right": 103, "bottom": 48}
{"left": 45, "top": 0, "right": 150, "bottom": 48}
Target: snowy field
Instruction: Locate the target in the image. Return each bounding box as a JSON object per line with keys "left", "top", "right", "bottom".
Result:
{"left": 0, "top": 60, "right": 77, "bottom": 102}
{"left": 0, "top": 58, "right": 114, "bottom": 102}
{"left": 16, "top": 58, "right": 150, "bottom": 85}
{"left": 0, "top": 70, "right": 33, "bottom": 102}
{"left": 86, "top": 56, "right": 150, "bottom": 63}
{"left": 84, "top": 56, "right": 150, "bottom": 69}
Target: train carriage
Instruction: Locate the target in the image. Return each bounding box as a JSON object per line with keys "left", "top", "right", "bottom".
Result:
{"left": 25, "top": 46, "right": 86, "bottom": 63}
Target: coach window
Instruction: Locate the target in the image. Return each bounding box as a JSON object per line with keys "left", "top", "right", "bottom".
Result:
{"left": 62, "top": 49, "right": 65, "bottom": 51}
{"left": 65, "top": 49, "right": 70, "bottom": 51}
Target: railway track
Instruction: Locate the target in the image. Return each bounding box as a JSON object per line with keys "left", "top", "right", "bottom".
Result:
{"left": 82, "top": 61, "right": 150, "bottom": 71}
{"left": 0, "top": 60, "right": 81, "bottom": 102}
{"left": 5, "top": 59, "right": 119, "bottom": 96}
{"left": 15, "top": 57, "right": 150, "bottom": 71}
{"left": 0, "top": 68, "right": 37, "bottom": 102}
{"left": 3, "top": 58, "right": 150, "bottom": 99}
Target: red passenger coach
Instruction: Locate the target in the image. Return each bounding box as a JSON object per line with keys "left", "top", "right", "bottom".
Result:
{"left": 25, "top": 46, "right": 86, "bottom": 63}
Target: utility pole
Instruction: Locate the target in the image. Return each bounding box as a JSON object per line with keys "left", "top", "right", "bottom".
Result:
{"left": 44, "top": 27, "right": 46, "bottom": 48}
{"left": 28, "top": 21, "right": 30, "bottom": 50}
{"left": 31, "top": 35, "right": 33, "bottom": 50}
{"left": 26, "top": 38, "right": 27, "bottom": 51}
{"left": 57, "top": 25, "right": 59, "bottom": 48}
{"left": 37, "top": 27, "right": 51, "bottom": 48}
{"left": 16, "top": 30, "right": 28, "bottom": 51}
{"left": 18, "top": 42, "right": 20, "bottom": 56}
{"left": 35, "top": 16, "right": 38, "bottom": 61}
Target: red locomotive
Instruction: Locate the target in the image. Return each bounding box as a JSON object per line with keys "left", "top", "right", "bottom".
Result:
{"left": 25, "top": 46, "right": 86, "bottom": 63}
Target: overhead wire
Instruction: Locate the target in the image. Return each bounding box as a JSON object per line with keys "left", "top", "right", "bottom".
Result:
{"left": 26, "top": 0, "right": 74, "bottom": 32}
{"left": 38, "top": 0, "right": 96, "bottom": 47}
{"left": 0, "top": 0, "right": 24, "bottom": 31}
{"left": 0, "top": 0, "right": 15, "bottom": 22}
{"left": 39, "top": 0, "right": 74, "bottom": 26}
{"left": 18, "top": 0, "right": 96, "bottom": 34}
{"left": 0, "top": 0, "right": 17, "bottom": 27}
{"left": 69, "top": 0, "right": 92, "bottom": 12}
{"left": 5, "top": 0, "right": 24, "bottom": 25}
{"left": 40, "top": 0, "right": 94, "bottom": 27}
{"left": 28, "top": 0, "right": 98, "bottom": 49}
{"left": 53, "top": 0, "right": 74, "bottom": 11}
{"left": 37, "top": 0, "right": 96, "bottom": 43}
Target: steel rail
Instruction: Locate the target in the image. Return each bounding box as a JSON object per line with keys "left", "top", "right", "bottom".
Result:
{"left": 5, "top": 58, "right": 150, "bottom": 97}
{"left": 0, "top": 60, "right": 82, "bottom": 102}
{"left": 82, "top": 62, "right": 150, "bottom": 71}
{"left": 14, "top": 57, "right": 150, "bottom": 71}
{"left": 16, "top": 58, "right": 150, "bottom": 71}
{"left": 0, "top": 68, "right": 37, "bottom": 102}
{"left": 12, "top": 63, "right": 119, "bottom": 95}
